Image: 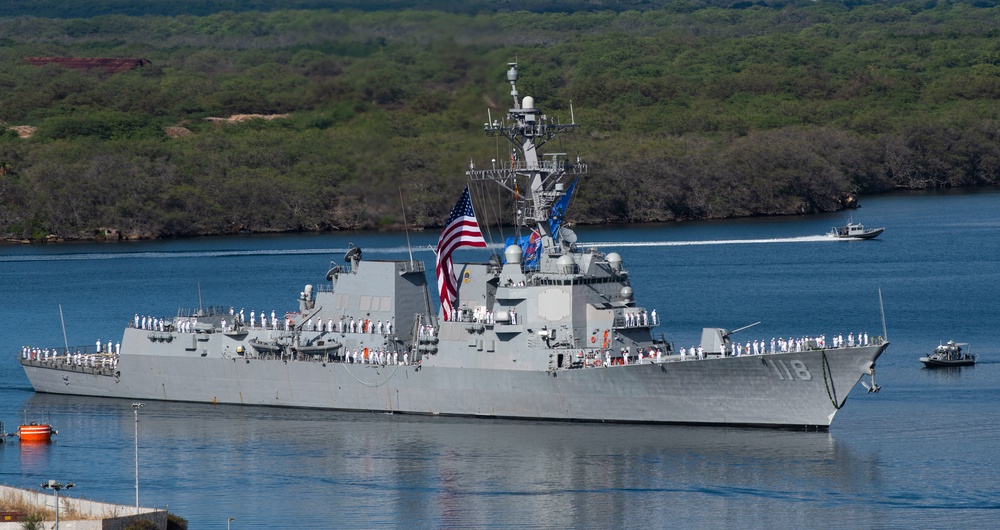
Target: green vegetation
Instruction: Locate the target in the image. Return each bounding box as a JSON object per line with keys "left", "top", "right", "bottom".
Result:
{"left": 166, "top": 512, "right": 189, "bottom": 530}
{"left": 123, "top": 520, "right": 158, "bottom": 530}
{"left": 20, "top": 514, "right": 44, "bottom": 530}
{"left": 2, "top": 1, "right": 1000, "bottom": 240}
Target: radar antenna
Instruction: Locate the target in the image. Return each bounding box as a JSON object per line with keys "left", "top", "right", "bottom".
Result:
{"left": 344, "top": 244, "right": 362, "bottom": 272}
{"left": 467, "top": 63, "right": 587, "bottom": 267}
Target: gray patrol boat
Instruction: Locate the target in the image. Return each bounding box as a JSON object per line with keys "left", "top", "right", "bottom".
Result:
{"left": 19, "top": 64, "right": 888, "bottom": 429}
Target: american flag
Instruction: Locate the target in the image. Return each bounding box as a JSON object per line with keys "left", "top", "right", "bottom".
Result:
{"left": 436, "top": 185, "right": 486, "bottom": 321}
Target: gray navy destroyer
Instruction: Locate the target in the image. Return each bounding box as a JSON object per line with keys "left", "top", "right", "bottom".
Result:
{"left": 19, "top": 64, "right": 888, "bottom": 429}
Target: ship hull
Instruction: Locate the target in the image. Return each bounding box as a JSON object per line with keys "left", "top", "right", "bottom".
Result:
{"left": 21, "top": 343, "right": 886, "bottom": 429}
{"left": 919, "top": 357, "right": 974, "bottom": 368}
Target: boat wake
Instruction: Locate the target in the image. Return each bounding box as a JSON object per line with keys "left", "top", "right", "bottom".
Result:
{"left": 0, "top": 244, "right": 502, "bottom": 263}
{"left": 2, "top": 248, "right": 345, "bottom": 262}
{"left": 583, "top": 235, "right": 836, "bottom": 247}
{"left": 2, "top": 237, "right": 841, "bottom": 263}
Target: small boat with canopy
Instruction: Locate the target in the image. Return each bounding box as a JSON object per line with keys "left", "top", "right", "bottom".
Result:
{"left": 920, "top": 341, "right": 975, "bottom": 368}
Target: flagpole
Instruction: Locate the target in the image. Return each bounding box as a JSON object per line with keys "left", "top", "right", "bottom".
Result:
{"left": 59, "top": 305, "right": 69, "bottom": 354}
{"left": 399, "top": 187, "right": 415, "bottom": 266}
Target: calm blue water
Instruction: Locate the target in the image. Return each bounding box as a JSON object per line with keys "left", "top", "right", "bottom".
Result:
{"left": 2, "top": 189, "right": 999, "bottom": 528}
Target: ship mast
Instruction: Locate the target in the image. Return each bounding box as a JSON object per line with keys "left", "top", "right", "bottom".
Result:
{"left": 467, "top": 63, "right": 587, "bottom": 263}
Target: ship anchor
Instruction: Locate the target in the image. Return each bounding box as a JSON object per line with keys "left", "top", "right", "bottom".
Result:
{"left": 861, "top": 366, "right": 880, "bottom": 393}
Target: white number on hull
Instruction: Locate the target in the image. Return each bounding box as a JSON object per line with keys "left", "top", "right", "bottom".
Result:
{"left": 768, "top": 359, "right": 812, "bottom": 381}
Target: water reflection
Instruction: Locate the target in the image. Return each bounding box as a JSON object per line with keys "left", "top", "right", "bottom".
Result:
{"left": 921, "top": 365, "right": 972, "bottom": 378}
{"left": 16, "top": 440, "right": 54, "bottom": 471}
{"left": 10, "top": 393, "right": 884, "bottom": 528}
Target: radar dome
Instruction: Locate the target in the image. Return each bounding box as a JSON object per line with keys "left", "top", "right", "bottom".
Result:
{"left": 559, "top": 227, "right": 578, "bottom": 244}
{"left": 607, "top": 252, "right": 622, "bottom": 271}
{"left": 522, "top": 96, "right": 534, "bottom": 110}
{"left": 505, "top": 244, "right": 523, "bottom": 264}
{"left": 620, "top": 286, "right": 633, "bottom": 301}
{"left": 557, "top": 254, "right": 576, "bottom": 274}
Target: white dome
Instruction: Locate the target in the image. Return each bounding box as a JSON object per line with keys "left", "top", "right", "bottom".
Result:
{"left": 557, "top": 254, "right": 576, "bottom": 274}
{"left": 505, "top": 244, "right": 523, "bottom": 264}
{"left": 607, "top": 252, "right": 622, "bottom": 271}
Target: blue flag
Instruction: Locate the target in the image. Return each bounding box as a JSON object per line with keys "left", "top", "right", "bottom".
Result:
{"left": 549, "top": 178, "right": 577, "bottom": 242}
{"left": 503, "top": 230, "right": 541, "bottom": 270}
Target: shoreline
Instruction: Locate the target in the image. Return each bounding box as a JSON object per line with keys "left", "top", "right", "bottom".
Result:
{"left": 4, "top": 185, "right": 996, "bottom": 245}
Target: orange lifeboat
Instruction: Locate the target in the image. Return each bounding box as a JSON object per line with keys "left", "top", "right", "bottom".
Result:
{"left": 17, "top": 423, "right": 56, "bottom": 443}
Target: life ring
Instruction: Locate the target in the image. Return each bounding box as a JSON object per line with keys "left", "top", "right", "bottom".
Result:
{"left": 590, "top": 336, "right": 596, "bottom": 344}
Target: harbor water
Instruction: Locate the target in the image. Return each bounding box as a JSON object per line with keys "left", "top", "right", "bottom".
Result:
{"left": 1, "top": 188, "right": 999, "bottom": 528}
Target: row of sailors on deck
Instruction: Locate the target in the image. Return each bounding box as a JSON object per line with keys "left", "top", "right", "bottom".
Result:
{"left": 22, "top": 347, "right": 119, "bottom": 368}
{"left": 621, "top": 310, "right": 658, "bottom": 328}
{"left": 834, "top": 332, "right": 872, "bottom": 348}
{"left": 135, "top": 315, "right": 166, "bottom": 331}
{"left": 95, "top": 339, "right": 118, "bottom": 354}
{"left": 611, "top": 347, "right": 667, "bottom": 366}
{"left": 242, "top": 310, "right": 281, "bottom": 330}
{"left": 243, "top": 315, "right": 401, "bottom": 335}
{"left": 719, "top": 332, "right": 874, "bottom": 356}
{"left": 228, "top": 309, "right": 288, "bottom": 331}
{"left": 724, "top": 337, "right": 817, "bottom": 356}
{"left": 453, "top": 307, "right": 518, "bottom": 325}
{"left": 140, "top": 312, "right": 401, "bottom": 336}
{"left": 586, "top": 330, "right": 877, "bottom": 367}
{"left": 136, "top": 314, "right": 206, "bottom": 333}
{"left": 343, "top": 348, "right": 410, "bottom": 366}
{"left": 328, "top": 317, "right": 394, "bottom": 335}
{"left": 679, "top": 346, "right": 706, "bottom": 359}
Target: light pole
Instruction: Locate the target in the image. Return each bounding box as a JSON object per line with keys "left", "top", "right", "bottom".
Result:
{"left": 228, "top": 516, "right": 236, "bottom": 529}
{"left": 40, "top": 480, "right": 74, "bottom": 530}
{"left": 132, "top": 402, "right": 143, "bottom": 515}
